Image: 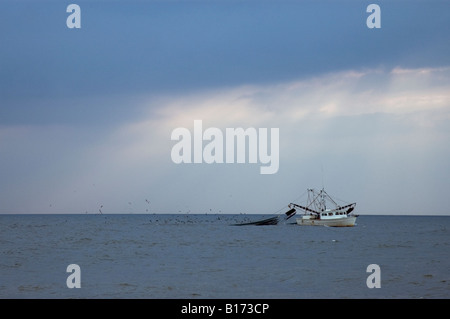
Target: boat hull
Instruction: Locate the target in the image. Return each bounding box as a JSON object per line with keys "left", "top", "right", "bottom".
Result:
{"left": 296, "top": 216, "right": 357, "bottom": 227}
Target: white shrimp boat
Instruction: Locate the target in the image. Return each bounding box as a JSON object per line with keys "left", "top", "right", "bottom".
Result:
{"left": 289, "top": 188, "right": 357, "bottom": 227}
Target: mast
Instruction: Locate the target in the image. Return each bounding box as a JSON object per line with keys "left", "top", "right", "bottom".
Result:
{"left": 320, "top": 188, "right": 326, "bottom": 211}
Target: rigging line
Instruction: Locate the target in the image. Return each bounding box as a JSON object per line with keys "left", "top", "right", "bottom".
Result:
{"left": 322, "top": 189, "right": 338, "bottom": 206}
{"left": 289, "top": 189, "right": 308, "bottom": 205}
{"left": 272, "top": 190, "right": 309, "bottom": 216}
{"left": 272, "top": 205, "right": 290, "bottom": 215}
{"left": 330, "top": 193, "right": 352, "bottom": 205}
{"left": 309, "top": 190, "right": 323, "bottom": 210}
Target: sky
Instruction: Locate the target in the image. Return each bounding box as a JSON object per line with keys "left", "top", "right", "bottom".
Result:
{"left": 0, "top": 0, "right": 449, "bottom": 215}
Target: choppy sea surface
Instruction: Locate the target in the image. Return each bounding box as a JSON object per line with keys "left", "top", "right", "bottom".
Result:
{"left": 0, "top": 214, "right": 449, "bottom": 299}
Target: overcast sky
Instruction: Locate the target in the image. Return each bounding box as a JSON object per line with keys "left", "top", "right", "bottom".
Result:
{"left": 1, "top": 0, "right": 449, "bottom": 215}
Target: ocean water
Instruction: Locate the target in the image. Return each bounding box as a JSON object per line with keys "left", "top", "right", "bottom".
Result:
{"left": 0, "top": 214, "right": 449, "bottom": 299}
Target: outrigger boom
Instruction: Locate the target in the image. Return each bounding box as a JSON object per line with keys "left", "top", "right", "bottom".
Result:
{"left": 288, "top": 202, "right": 356, "bottom": 215}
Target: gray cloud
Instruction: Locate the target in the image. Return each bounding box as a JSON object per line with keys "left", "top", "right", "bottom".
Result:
{"left": 2, "top": 66, "right": 449, "bottom": 214}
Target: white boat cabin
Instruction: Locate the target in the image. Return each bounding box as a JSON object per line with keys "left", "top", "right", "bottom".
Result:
{"left": 319, "top": 209, "right": 349, "bottom": 219}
